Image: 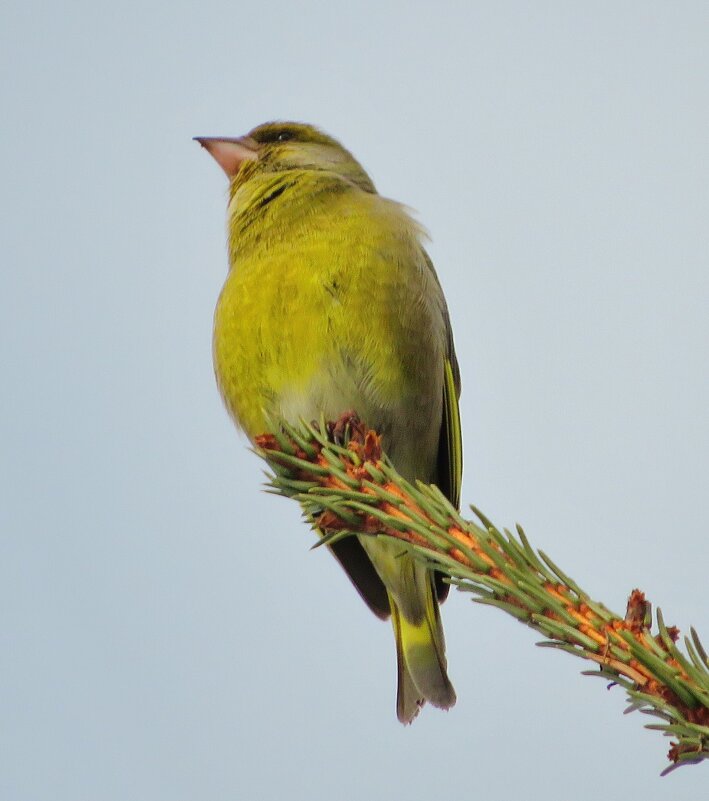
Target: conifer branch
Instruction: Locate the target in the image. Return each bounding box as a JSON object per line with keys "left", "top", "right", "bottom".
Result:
{"left": 255, "top": 418, "right": 709, "bottom": 774}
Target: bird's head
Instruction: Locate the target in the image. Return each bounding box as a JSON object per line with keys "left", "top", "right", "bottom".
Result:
{"left": 195, "top": 121, "right": 376, "bottom": 193}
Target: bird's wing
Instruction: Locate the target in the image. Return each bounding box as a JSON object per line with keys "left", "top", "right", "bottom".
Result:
{"left": 437, "top": 356, "right": 463, "bottom": 510}
{"left": 421, "top": 249, "right": 463, "bottom": 602}
{"left": 420, "top": 249, "right": 462, "bottom": 508}
{"left": 328, "top": 536, "right": 391, "bottom": 619}
{"left": 329, "top": 243, "right": 462, "bottom": 617}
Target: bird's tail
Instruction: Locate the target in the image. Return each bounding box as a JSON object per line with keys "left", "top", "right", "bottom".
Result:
{"left": 389, "top": 576, "right": 456, "bottom": 724}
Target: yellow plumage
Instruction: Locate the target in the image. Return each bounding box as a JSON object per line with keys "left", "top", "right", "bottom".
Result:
{"left": 199, "top": 122, "right": 462, "bottom": 722}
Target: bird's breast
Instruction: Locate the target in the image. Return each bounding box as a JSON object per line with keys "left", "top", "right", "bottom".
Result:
{"left": 213, "top": 198, "right": 445, "bottom": 480}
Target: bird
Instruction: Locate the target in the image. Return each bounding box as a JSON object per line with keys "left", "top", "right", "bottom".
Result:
{"left": 196, "top": 122, "right": 462, "bottom": 723}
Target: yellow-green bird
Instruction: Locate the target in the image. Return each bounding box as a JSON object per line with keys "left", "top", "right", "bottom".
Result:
{"left": 196, "top": 122, "right": 462, "bottom": 723}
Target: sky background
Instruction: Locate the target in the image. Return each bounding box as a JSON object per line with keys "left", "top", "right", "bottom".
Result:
{"left": 2, "top": 2, "right": 708, "bottom": 799}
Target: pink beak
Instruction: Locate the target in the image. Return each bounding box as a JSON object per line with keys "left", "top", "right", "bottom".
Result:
{"left": 194, "top": 136, "right": 259, "bottom": 177}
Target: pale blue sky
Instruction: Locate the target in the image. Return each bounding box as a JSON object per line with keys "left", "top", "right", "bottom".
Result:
{"left": 1, "top": 2, "right": 708, "bottom": 799}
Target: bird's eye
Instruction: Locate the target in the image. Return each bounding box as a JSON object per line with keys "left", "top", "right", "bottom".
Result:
{"left": 276, "top": 131, "right": 294, "bottom": 142}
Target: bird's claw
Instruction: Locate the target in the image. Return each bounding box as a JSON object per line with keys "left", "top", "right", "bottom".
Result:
{"left": 327, "top": 410, "right": 366, "bottom": 445}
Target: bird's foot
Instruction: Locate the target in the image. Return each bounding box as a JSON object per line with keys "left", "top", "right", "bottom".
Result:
{"left": 327, "top": 409, "right": 366, "bottom": 445}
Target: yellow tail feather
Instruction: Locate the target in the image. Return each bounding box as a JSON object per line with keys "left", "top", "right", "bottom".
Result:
{"left": 389, "top": 582, "right": 456, "bottom": 724}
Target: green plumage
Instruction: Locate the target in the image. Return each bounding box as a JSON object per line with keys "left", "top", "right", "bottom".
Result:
{"left": 202, "top": 122, "right": 462, "bottom": 722}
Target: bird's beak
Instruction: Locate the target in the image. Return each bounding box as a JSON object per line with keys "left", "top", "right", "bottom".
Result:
{"left": 194, "top": 136, "right": 259, "bottom": 178}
